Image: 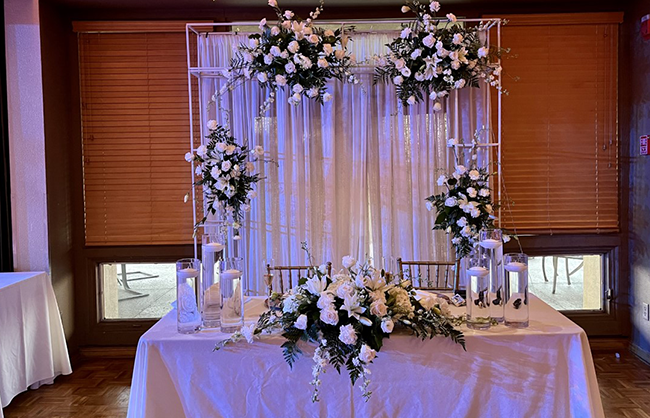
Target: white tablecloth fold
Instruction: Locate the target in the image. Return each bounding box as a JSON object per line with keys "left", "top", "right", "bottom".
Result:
{"left": 0, "top": 272, "right": 72, "bottom": 417}
{"left": 128, "top": 296, "right": 604, "bottom": 418}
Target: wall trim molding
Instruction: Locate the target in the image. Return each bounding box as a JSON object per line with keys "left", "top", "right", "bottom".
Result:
{"left": 630, "top": 342, "right": 650, "bottom": 366}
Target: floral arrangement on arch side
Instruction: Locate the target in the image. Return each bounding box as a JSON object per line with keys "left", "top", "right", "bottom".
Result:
{"left": 185, "top": 121, "right": 265, "bottom": 230}
{"left": 221, "top": 0, "right": 358, "bottom": 113}
{"left": 374, "top": 0, "right": 504, "bottom": 107}
{"left": 216, "top": 245, "right": 465, "bottom": 402}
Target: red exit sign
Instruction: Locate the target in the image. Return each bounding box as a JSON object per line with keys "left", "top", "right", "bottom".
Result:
{"left": 642, "top": 135, "right": 649, "bottom": 156}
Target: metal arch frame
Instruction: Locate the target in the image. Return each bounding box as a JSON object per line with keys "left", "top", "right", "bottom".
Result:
{"left": 185, "top": 18, "right": 503, "bottom": 258}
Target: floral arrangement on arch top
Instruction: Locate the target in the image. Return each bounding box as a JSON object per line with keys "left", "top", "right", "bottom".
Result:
{"left": 374, "top": 0, "right": 504, "bottom": 108}
{"left": 216, "top": 244, "right": 465, "bottom": 402}
{"left": 185, "top": 121, "right": 265, "bottom": 231}
{"left": 222, "top": 0, "right": 359, "bottom": 113}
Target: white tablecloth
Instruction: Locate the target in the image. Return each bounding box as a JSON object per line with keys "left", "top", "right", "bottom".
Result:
{"left": 128, "top": 295, "right": 604, "bottom": 418}
{"left": 0, "top": 272, "right": 72, "bottom": 417}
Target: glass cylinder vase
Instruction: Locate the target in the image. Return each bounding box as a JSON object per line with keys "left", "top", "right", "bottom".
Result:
{"left": 479, "top": 229, "right": 504, "bottom": 323}
{"left": 504, "top": 253, "right": 529, "bottom": 328}
{"left": 176, "top": 258, "right": 201, "bottom": 334}
{"left": 201, "top": 228, "right": 226, "bottom": 329}
{"left": 466, "top": 248, "right": 491, "bottom": 330}
{"left": 220, "top": 257, "right": 244, "bottom": 333}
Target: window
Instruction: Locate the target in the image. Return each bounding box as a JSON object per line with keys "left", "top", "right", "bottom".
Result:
{"left": 527, "top": 254, "right": 603, "bottom": 311}
{"left": 101, "top": 262, "right": 176, "bottom": 319}
{"left": 78, "top": 30, "right": 198, "bottom": 246}
{"left": 495, "top": 13, "right": 621, "bottom": 233}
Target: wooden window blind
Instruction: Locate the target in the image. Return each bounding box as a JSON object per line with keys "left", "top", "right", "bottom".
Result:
{"left": 493, "top": 13, "right": 621, "bottom": 234}
{"left": 79, "top": 31, "right": 197, "bottom": 245}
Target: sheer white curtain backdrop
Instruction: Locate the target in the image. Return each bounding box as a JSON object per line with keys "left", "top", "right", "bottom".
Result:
{"left": 196, "top": 31, "right": 489, "bottom": 295}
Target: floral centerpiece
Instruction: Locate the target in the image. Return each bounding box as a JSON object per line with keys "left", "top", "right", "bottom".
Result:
{"left": 425, "top": 162, "right": 498, "bottom": 258}
{"left": 222, "top": 0, "right": 358, "bottom": 113}
{"left": 216, "top": 245, "right": 464, "bottom": 402}
{"left": 185, "top": 121, "right": 265, "bottom": 230}
{"left": 374, "top": 0, "right": 504, "bottom": 107}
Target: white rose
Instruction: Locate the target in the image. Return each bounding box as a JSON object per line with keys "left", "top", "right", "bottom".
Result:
{"left": 334, "top": 49, "right": 345, "bottom": 60}
{"left": 419, "top": 294, "right": 436, "bottom": 310}
{"left": 485, "top": 204, "right": 493, "bottom": 213}
{"left": 430, "top": 1, "right": 440, "bottom": 12}
{"left": 317, "top": 58, "right": 328, "bottom": 68}
{"left": 317, "top": 292, "right": 334, "bottom": 309}
{"left": 241, "top": 324, "right": 256, "bottom": 343}
{"left": 225, "top": 144, "right": 236, "bottom": 155}
{"left": 245, "top": 162, "right": 255, "bottom": 173}
{"left": 283, "top": 10, "right": 294, "bottom": 19}
{"left": 394, "top": 58, "right": 406, "bottom": 70}
{"left": 411, "top": 48, "right": 421, "bottom": 59}
{"left": 323, "top": 43, "right": 333, "bottom": 55}
{"left": 285, "top": 62, "right": 296, "bottom": 74}
{"left": 393, "top": 75, "right": 403, "bottom": 85}
{"left": 381, "top": 318, "right": 394, "bottom": 333}
{"left": 308, "top": 34, "right": 320, "bottom": 44}
{"left": 259, "top": 18, "right": 267, "bottom": 29}
{"left": 453, "top": 33, "right": 464, "bottom": 45}
{"left": 425, "top": 200, "right": 434, "bottom": 211}
{"left": 454, "top": 79, "right": 466, "bottom": 89}
{"left": 370, "top": 300, "right": 388, "bottom": 317}
{"left": 446, "top": 13, "right": 457, "bottom": 22}
{"left": 270, "top": 45, "right": 281, "bottom": 56}
{"left": 196, "top": 145, "right": 208, "bottom": 158}
{"left": 254, "top": 145, "right": 265, "bottom": 156}
{"left": 407, "top": 96, "right": 416, "bottom": 105}
{"left": 423, "top": 34, "right": 436, "bottom": 48}
{"left": 478, "top": 47, "right": 489, "bottom": 58}
{"left": 320, "top": 307, "right": 339, "bottom": 326}
{"left": 294, "top": 314, "right": 308, "bottom": 330}
{"left": 249, "top": 38, "right": 259, "bottom": 48}
{"left": 292, "top": 84, "right": 304, "bottom": 93}
{"left": 437, "top": 174, "right": 447, "bottom": 186}
{"left": 221, "top": 160, "right": 232, "bottom": 172}
{"left": 479, "top": 188, "right": 490, "bottom": 197}
{"left": 207, "top": 119, "right": 218, "bottom": 131}
{"left": 275, "top": 74, "right": 287, "bottom": 87}
{"left": 455, "top": 165, "right": 467, "bottom": 175}
{"left": 323, "top": 92, "right": 333, "bottom": 102}
{"left": 247, "top": 190, "right": 258, "bottom": 199}
{"left": 184, "top": 152, "right": 193, "bottom": 162}
{"left": 287, "top": 40, "right": 300, "bottom": 54}
{"left": 401, "top": 67, "right": 412, "bottom": 77}
{"left": 433, "top": 102, "right": 443, "bottom": 112}
{"left": 401, "top": 5, "right": 410, "bottom": 13}
{"left": 456, "top": 217, "right": 468, "bottom": 227}
{"left": 342, "top": 255, "right": 356, "bottom": 269}
{"left": 469, "top": 169, "right": 480, "bottom": 180}
{"left": 445, "top": 197, "right": 457, "bottom": 207}
{"left": 359, "top": 344, "right": 377, "bottom": 363}
{"left": 267, "top": 0, "right": 277, "bottom": 6}
{"left": 270, "top": 26, "right": 281, "bottom": 36}
{"left": 308, "top": 87, "right": 319, "bottom": 98}
{"left": 400, "top": 27, "right": 411, "bottom": 39}
{"left": 339, "top": 324, "right": 357, "bottom": 345}
{"left": 215, "top": 142, "right": 227, "bottom": 153}
{"left": 257, "top": 72, "right": 268, "bottom": 83}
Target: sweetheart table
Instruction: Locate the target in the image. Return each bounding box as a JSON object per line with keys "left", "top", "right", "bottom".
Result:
{"left": 127, "top": 295, "right": 604, "bottom": 418}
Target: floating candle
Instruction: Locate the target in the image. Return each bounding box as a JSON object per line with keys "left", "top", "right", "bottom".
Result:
{"left": 479, "top": 238, "right": 502, "bottom": 249}
{"left": 221, "top": 269, "right": 243, "bottom": 281}
{"left": 177, "top": 267, "right": 199, "bottom": 280}
{"left": 202, "top": 242, "right": 225, "bottom": 253}
{"left": 505, "top": 262, "right": 528, "bottom": 273}
{"left": 467, "top": 266, "right": 489, "bottom": 277}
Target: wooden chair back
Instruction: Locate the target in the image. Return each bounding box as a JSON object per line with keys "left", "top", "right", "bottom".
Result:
{"left": 266, "top": 262, "right": 332, "bottom": 294}
{"left": 396, "top": 258, "right": 460, "bottom": 292}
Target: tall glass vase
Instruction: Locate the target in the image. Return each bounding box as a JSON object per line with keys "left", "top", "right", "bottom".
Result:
{"left": 201, "top": 226, "right": 226, "bottom": 329}
{"left": 176, "top": 258, "right": 201, "bottom": 334}
{"left": 466, "top": 248, "right": 491, "bottom": 330}
{"left": 221, "top": 257, "right": 244, "bottom": 333}
{"left": 504, "top": 253, "right": 529, "bottom": 328}
{"left": 479, "top": 229, "right": 504, "bottom": 323}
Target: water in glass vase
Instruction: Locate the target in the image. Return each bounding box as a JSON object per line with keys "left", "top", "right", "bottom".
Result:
{"left": 220, "top": 257, "right": 244, "bottom": 333}
{"left": 504, "top": 253, "right": 529, "bottom": 328}
{"left": 176, "top": 259, "right": 201, "bottom": 334}
{"left": 201, "top": 232, "right": 226, "bottom": 329}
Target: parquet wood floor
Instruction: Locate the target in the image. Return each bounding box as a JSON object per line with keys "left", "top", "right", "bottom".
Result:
{"left": 2, "top": 349, "right": 650, "bottom": 417}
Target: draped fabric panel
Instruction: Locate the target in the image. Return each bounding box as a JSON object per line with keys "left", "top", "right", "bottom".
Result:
{"left": 197, "top": 33, "right": 488, "bottom": 294}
